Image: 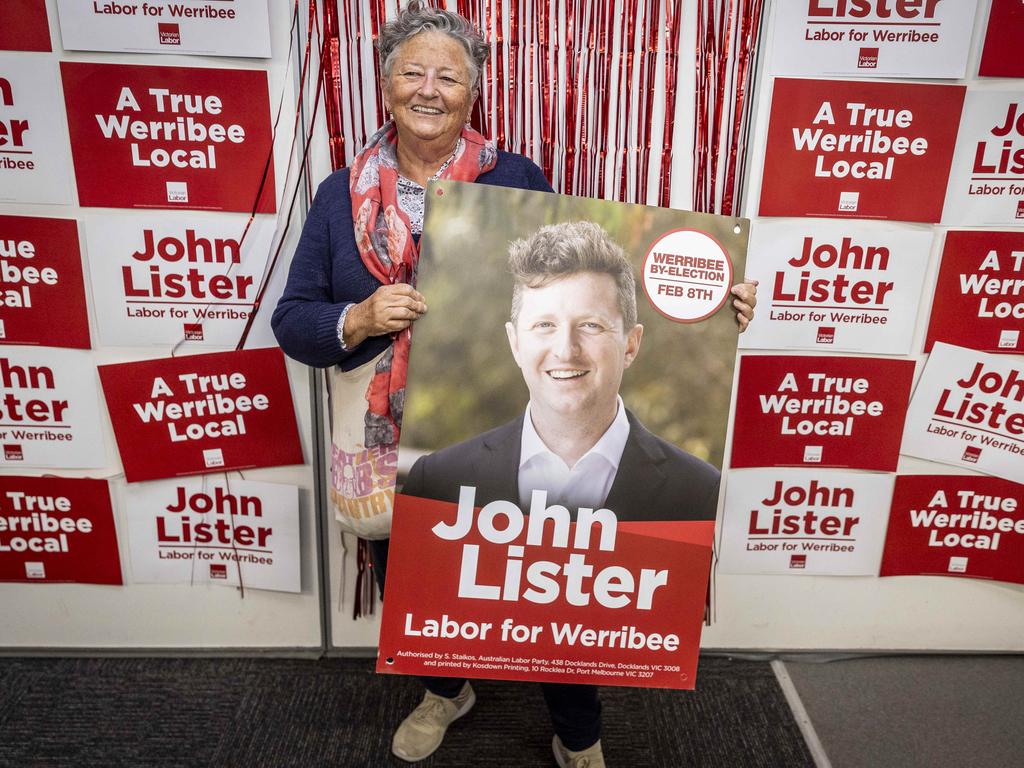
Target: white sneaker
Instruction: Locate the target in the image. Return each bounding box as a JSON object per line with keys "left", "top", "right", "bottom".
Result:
{"left": 391, "top": 682, "right": 475, "bottom": 762}
{"left": 553, "top": 735, "right": 607, "bottom": 768}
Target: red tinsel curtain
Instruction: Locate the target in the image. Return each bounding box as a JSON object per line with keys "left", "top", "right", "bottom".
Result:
{"left": 322, "top": 0, "right": 693, "bottom": 206}
{"left": 693, "top": 0, "right": 765, "bottom": 215}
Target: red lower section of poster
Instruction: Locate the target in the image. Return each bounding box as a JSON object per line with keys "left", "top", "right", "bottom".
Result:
{"left": 377, "top": 495, "right": 714, "bottom": 690}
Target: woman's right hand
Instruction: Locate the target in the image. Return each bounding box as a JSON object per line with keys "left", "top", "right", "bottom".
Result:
{"left": 343, "top": 284, "right": 428, "bottom": 348}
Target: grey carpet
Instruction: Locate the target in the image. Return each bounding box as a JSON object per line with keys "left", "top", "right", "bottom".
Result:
{"left": 783, "top": 655, "right": 1024, "bottom": 768}
{"left": 0, "top": 657, "right": 812, "bottom": 768}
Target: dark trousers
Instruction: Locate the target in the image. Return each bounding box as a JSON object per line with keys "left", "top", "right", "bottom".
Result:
{"left": 368, "top": 538, "right": 602, "bottom": 751}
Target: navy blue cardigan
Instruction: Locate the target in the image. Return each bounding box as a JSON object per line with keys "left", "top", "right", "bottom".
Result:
{"left": 272, "top": 151, "right": 553, "bottom": 370}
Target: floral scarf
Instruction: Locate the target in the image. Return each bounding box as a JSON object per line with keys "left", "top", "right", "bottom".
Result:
{"left": 349, "top": 121, "right": 497, "bottom": 449}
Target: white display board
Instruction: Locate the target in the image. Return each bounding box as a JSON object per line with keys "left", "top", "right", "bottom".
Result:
{"left": 718, "top": 468, "right": 894, "bottom": 576}
{"left": 902, "top": 342, "right": 1024, "bottom": 484}
{"left": 0, "top": 55, "right": 74, "bottom": 205}
{"left": 712, "top": 0, "right": 1024, "bottom": 652}
{"left": 0, "top": 347, "right": 106, "bottom": 469}
{"left": 126, "top": 477, "right": 300, "bottom": 593}
{"left": 943, "top": 91, "right": 1024, "bottom": 226}
{"left": 740, "top": 219, "right": 930, "bottom": 354}
{"left": 770, "top": 0, "right": 979, "bottom": 78}
{"left": 85, "top": 213, "right": 275, "bottom": 348}
{"left": 3, "top": 0, "right": 1021, "bottom": 657}
{"left": 55, "top": 0, "right": 272, "bottom": 58}
{"left": 0, "top": 0, "right": 321, "bottom": 652}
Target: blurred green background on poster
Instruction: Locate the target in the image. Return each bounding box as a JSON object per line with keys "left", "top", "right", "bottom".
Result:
{"left": 405, "top": 183, "right": 748, "bottom": 469}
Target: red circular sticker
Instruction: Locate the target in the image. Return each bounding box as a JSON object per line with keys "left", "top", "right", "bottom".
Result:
{"left": 641, "top": 229, "right": 733, "bottom": 323}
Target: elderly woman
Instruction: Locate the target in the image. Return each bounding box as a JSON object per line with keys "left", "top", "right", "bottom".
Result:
{"left": 273, "top": 3, "right": 754, "bottom": 766}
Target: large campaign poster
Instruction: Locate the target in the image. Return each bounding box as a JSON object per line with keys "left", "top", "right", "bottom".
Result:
{"left": 739, "top": 219, "right": 929, "bottom": 354}
{"left": 0, "top": 349, "right": 106, "bottom": 469}
{"left": 0, "top": 216, "right": 90, "bottom": 349}
{"left": 98, "top": 347, "right": 303, "bottom": 482}
{"left": 978, "top": 0, "right": 1024, "bottom": 78}
{"left": 759, "top": 78, "right": 964, "bottom": 222}
{"left": 1, "top": 1, "right": 52, "bottom": 52}
{"left": 942, "top": 91, "right": 1024, "bottom": 226}
{"left": 731, "top": 355, "right": 915, "bottom": 471}
{"left": 770, "top": 0, "right": 977, "bottom": 79}
{"left": 902, "top": 343, "right": 1024, "bottom": 484}
{"left": 125, "top": 477, "right": 299, "bottom": 592}
{"left": 924, "top": 231, "right": 1024, "bottom": 354}
{"left": 717, "top": 469, "right": 894, "bottom": 576}
{"left": 84, "top": 213, "right": 274, "bottom": 347}
{"left": 378, "top": 183, "right": 747, "bottom": 690}
{"left": 60, "top": 62, "right": 276, "bottom": 212}
{"left": 55, "top": 0, "right": 272, "bottom": 58}
{"left": 880, "top": 474, "right": 1024, "bottom": 585}
{"left": 0, "top": 476, "right": 121, "bottom": 584}
{"left": 0, "top": 55, "right": 74, "bottom": 205}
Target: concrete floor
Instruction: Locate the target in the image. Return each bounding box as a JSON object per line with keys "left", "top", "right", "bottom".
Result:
{"left": 775, "top": 655, "right": 1024, "bottom": 768}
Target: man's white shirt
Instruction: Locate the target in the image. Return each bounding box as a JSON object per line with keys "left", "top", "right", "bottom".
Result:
{"left": 517, "top": 396, "right": 630, "bottom": 512}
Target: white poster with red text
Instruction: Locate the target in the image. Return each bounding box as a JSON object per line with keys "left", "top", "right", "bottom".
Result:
{"left": 731, "top": 354, "right": 915, "bottom": 471}
{"left": 125, "top": 477, "right": 299, "bottom": 592}
{"left": 880, "top": 474, "right": 1024, "bottom": 585}
{"left": 924, "top": 231, "right": 1024, "bottom": 354}
{"left": 56, "top": 0, "right": 271, "bottom": 58}
{"left": 1, "top": 215, "right": 91, "bottom": 349}
{"left": 718, "top": 469, "right": 894, "bottom": 576}
{"left": 739, "top": 219, "right": 929, "bottom": 354}
{"left": 902, "top": 343, "right": 1024, "bottom": 484}
{"left": 98, "top": 348, "right": 303, "bottom": 482}
{"left": 0, "top": 55, "right": 74, "bottom": 205}
{"left": 759, "top": 78, "right": 964, "bottom": 222}
{"left": 0, "top": 348, "right": 106, "bottom": 469}
{"left": 60, "top": 61, "right": 276, "bottom": 212}
{"left": 0, "top": 476, "right": 121, "bottom": 585}
{"left": 85, "top": 213, "right": 274, "bottom": 347}
{"left": 770, "top": 0, "right": 978, "bottom": 79}
{"left": 942, "top": 91, "right": 1024, "bottom": 226}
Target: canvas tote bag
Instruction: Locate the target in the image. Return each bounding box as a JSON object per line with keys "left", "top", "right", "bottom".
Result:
{"left": 327, "top": 349, "right": 397, "bottom": 539}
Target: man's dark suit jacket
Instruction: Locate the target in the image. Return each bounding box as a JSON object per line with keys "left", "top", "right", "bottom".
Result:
{"left": 402, "top": 410, "right": 720, "bottom": 521}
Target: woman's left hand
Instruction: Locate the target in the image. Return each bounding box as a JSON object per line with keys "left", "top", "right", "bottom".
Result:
{"left": 730, "top": 279, "right": 758, "bottom": 333}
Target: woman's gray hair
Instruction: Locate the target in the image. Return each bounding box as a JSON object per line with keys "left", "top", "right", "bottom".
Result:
{"left": 377, "top": 1, "right": 489, "bottom": 91}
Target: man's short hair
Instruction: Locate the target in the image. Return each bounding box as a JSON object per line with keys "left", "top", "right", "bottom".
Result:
{"left": 508, "top": 221, "right": 638, "bottom": 329}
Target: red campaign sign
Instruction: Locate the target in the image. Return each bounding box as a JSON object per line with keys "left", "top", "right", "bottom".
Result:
{"left": 98, "top": 348, "right": 303, "bottom": 482}
{"left": 59, "top": 62, "right": 275, "bottom": 212}
{"left": 759, "top": 78, "right": 965, "bottom": 222}
{"left": 731, "top": 355, "right": 915, "bottom": 471}
{"left": 979, "top": 0, "right": 1024, "bottom": 78}
{"left": 0, "top": 215, "right": 90, "bottom": 349}
{"left": 925, "top": 231, "right": 1024, "bottom": 354}
{"left": 881, "top": 475, "right": 1024, "bottom": 585}
{"left": 0, "top": 476, "right": 120, "bottom": 584}
{"left": 0, "top": 1, "right": 51, "bottom": 52}
{"left": 378, "top": 494, "right": 714, "bottom": 690}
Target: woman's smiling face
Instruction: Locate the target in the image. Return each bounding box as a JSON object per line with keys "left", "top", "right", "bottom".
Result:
{"left": 382, "top": 30, "right": 477, "bottom": 148}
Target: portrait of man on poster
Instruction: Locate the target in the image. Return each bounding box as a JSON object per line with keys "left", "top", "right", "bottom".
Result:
{"left": 402, "top": 220, "right": 721, "bottom": 523}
